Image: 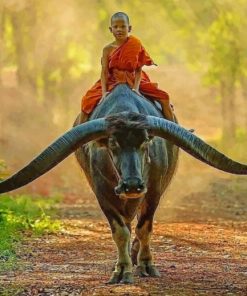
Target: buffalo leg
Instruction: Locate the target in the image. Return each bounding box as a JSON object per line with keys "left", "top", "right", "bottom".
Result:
{"left": 134, "top": 201, "right": 161, "bottom": 277}
{"left": 107, "top": 218, "right": 134, "bottom": 284}
{"left": 111, "top": 221, "right": 132, "bottom": 271}
{"left": 131, "top": 236, "right": 139, "bottom": 265}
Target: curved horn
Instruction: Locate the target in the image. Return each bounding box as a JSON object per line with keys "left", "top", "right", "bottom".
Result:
{"left": 0, "top": 119, "right": 107, "bottom": 194}
{"left": 146, "top": 116, "right": 247, "bottom": 175}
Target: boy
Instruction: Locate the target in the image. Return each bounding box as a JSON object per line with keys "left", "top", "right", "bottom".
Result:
{"left": 80, "top": 12, "right": 174, "bottom": 123}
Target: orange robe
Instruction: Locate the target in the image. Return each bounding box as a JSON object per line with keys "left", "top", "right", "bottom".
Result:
{"left": 81, "top": 35, "right": 169, "bottom": 114}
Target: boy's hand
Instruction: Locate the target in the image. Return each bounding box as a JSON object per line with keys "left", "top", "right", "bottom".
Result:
{"left": 98, "top": 92, "right": 110, "bottom": 105}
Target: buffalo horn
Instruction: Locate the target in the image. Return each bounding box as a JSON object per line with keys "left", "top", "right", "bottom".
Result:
{"left": 146, "top": 116, "right": 247, "bottom": 175}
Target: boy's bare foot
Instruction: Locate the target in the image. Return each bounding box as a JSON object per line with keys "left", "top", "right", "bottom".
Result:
{"left": 79, "top": 111, "right": 89, "bottom": 124}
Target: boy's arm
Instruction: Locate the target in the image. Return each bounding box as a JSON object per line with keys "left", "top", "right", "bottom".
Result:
{"left": 100, "top": 46, "right": 110, "bottom": 96}
{"left": 132, "top": 67, "right": 142, "bottom": 92}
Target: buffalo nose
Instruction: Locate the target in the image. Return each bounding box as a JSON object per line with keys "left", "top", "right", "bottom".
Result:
{"left": 123, "top": 179, "right": 146, "bottom": 194}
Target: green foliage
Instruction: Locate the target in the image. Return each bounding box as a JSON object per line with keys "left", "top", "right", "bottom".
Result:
{"left": 162, "top": 1, "right": 245, "bottom": 84}
{"left": 0, "top": 193, "right": 62, "bottom": 271}
{"left": 205, "top": 11, "right": 241, "bottom": 86}
{"left": 2, "top": 14, "right": 16, "bottom": 67}
{"left": 0, "top": 286, "right": 23, "bottom": 296}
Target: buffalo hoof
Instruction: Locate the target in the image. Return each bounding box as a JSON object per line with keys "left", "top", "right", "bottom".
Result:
{"left": 107, "top": 271, "right": 134, "bottom": 284}
{"left": 121, "top": 272, "right": 134, "bottom": 284}
{"left": 136, "top": 264, "right": 161, "bottom": 277}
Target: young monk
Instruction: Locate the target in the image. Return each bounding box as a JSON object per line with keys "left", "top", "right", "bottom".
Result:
{"left": 80, "top": 12, "right": 174, "bottom": 123}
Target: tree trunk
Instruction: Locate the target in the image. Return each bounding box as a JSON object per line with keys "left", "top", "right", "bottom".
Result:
{"left": 9, "top": 3, "right": 37, "bottom": 92}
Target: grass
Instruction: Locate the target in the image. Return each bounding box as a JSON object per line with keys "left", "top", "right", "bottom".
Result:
{"left": 0, "top": 158, "right": 62, "bottom": 296}
{"left": 0, "top": 286, "right": 24, "bottom": 296}
{"left": 0, "top": 193, "right": 62, "bottom": 272}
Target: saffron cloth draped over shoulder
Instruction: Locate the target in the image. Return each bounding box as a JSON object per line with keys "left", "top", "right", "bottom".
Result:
{"left": 81, "top": 35, "right": 170, "bottom": 114}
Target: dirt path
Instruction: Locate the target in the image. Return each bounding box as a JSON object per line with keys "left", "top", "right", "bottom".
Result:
{"left": 1, "top": 194, "right": 247, "bottom": 296}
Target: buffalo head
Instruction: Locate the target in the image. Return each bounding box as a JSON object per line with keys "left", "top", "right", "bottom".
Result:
{"left": 105, "top": 129, "right": 150, "bottom": 199}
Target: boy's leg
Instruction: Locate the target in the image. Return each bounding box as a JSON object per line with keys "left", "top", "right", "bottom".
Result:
{"left": 160, "top": 100, "right": 195, "bottom": 132}
{"left": 159, "top": 100, "right": 175, "bottom": 122}
{"left": 79, "top": 111, "right": 89, "bottom": 124}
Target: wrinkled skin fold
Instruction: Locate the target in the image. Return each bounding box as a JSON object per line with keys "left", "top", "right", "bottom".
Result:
{"left": 0, "top": 84, "right": 246, "bottom": 283}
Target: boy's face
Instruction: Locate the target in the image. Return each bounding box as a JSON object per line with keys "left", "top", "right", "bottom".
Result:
{"left": 109, "top": 17, "right": 131, "bottom": 41}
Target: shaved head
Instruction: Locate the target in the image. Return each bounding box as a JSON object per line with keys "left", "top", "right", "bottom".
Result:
{"left": 111, "top": 12, "right": 130, "bottom": 24}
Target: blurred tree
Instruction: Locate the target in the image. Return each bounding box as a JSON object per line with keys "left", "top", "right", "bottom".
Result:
{"left": 162, "top": 0, "right": 246, "bottom": 141}
{"left": 206, "top": 10, "right": 240, "bottom": 142}
{"left": 9, "top": 3, "right": 37, "bottom": 90}
{"left": 1, "top": 3, "right": 17, "bottom": 86}
{"left": 1, "top": 0, "right": 102, "bottom": 126}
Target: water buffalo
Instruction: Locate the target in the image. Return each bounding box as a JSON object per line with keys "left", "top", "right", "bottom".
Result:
{"left": 0, "top": 84, "right": 246, "bottom": 284}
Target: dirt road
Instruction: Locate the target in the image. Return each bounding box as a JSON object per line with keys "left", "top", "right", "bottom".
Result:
{"left": 0, "top": 177, "right": 247, "bottom": 295}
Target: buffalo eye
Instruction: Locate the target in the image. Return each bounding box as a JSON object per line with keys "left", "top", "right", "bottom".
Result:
{"left": 141, "top": 138, "right": 151, "bottom": 149}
